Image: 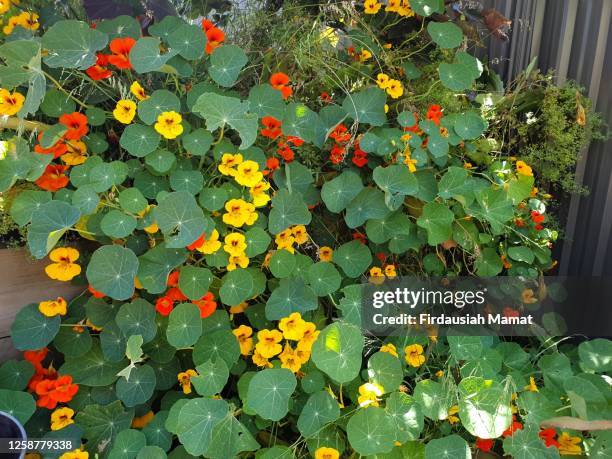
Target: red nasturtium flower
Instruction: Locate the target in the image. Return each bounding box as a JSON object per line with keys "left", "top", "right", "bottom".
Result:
{"left": 260, "top": 116, "right": 282, "bottom": 139}
{"left": 475, "top": 438, "right": 494, "bottom": 453}
{"left": 329, "top": 144, "right": 345, "bottom": 164}
{"left": 86, "top": 53, "right": 112, "bottom": 80}
{"left": 502, "top": 416, "right": 523, "bottom": 437}
{"left": 203, "top": 20, "right": 225, "bottom": 54}
{"left": 285, "top": 136, "right": 303, "bottom": 147}
{"left": 353, "top": 231, "right": 367, "bottom": 244}
{"left": 187, "top": 232, "right": 207, "bottom": 250}
{"left": 33, "top": 132, "right": 68, "bottom": 158}
{"left": 35, "top": 375, "right": 79, "bottom": 409}
{"left": 156, "top": 296, "right": 174, "bottom": 316}
{"left": 24, "top": 348, "right": 48, "bottom": 373}
{"left": 88, "top": 285, "right": 105, "bottom": 298}
{"left": 167, "top": 270, "right": 180, "bottom": 287}
{"left": 531, "top": 211, "right": 545, "bottom": 224}
{"left": 108, "top": 37, "right": 136, "bottom": 69}
{"left": 269, "top": 72, "right": 292, "bottom": 99}
{"left": 404, "top": 112, "right": 420, "bottom": 133}
{"left": 266, "top": 157, "right": 280, "bottom": 171}
{"left": 35, "top": 164, "right": 70, "bottom": 192}
{"left": 192, "top": 292, "right": 217, "bottom": 318}
{"left": 539, "top": 428, "right": 559, "bottom": 448}
{"left": 426, "top": 104, "right": 443, "bottom": 125}
{"left": 319, "top": 91, "right": 332, "bottom": 103}
{"left": 59, "top": 112, "right": 89, "bottom": 140}
{"left": 277, "top": 145, "right": 294, "bottom": 162}
{"left": 352, "top": 141, "right": 368, "bottom": 168}
{"left": 329, "top": 123, "right": 351, "bottom": 144}
{"left": 166, "top": 287, "right": 188, "bottom": 302}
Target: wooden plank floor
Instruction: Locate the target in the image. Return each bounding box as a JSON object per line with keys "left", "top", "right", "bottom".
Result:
{"left": 0, "top": 249, "right": 83, "bottom": 361}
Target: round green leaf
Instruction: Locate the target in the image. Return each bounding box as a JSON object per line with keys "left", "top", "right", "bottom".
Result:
{"left": 428, "top": 22, "right": 463, "bottom": 49}
{"left": 297, "top": 391, "right": 340, "bottom": 438}
{"left": 176, "top": 398, "right": 228, "bottom": 456}
{"left": 179, "top": 266, "right": 212, "bottom": 301}
{"left": 458, "top": 376, "right": 512, "bottom": 439}
{"left": 11, "top": 304, "right": 61, "bottom": 351}
{"left": 424, "top": 434, "right": 471, "bottom": 459}
{"left": 208, "top": 45, "right": 248, "bottom": 87}
{"left": 62, "top": 341, "right": 126, "bottom": 386}
{"left": 138, "top": 89, "right": 181, "bottom": 125}
{"left": 0, "top": 389, "right": 35, "bottom": 425}
{"left": 109, "top": 429, "right": 147, "bottom": 459}
{"left": 507, "top": 246, "right": 535, "bottom": 264}
{"left": 367, "top": 351, "right": 403, "bottom": 393}
{"left": 42, "top": 20, "right": 108, "bottom": 69}
{"left": 454, "top": 111, "right": 487, "bottom": 139}
{"left": 268, "top": 189, "right": 312, "bottom": 235}
{"left": 167, "top": 303, "right": 203, "bottom": 348}
{"left": 321, "top": 171, "right": 363, "bottom": 213}
{"left": 27, "top": 200, "right": 81, "bottom": 259}
{"left": 219, "top": 269, "right": 254, "bottom": 306}
{"left": 116, "top": 299, "right": 157, "bottom": 343}
{"left": 193, "top": 329, "right": 240, "bottom": 368}
{"left": 168, "top": 23, "right": 205, "bottom": 60}
{"left": 248, "top": 84, "right": 285, "bottom": 119}
{"left": 87, "top": 245, "right": 139, "bottom": 300}
{"left": 116, "top": 364, "right": 157, "bottom": 407}
{"left": 182, "top": 129, "right": 213, "bottom": 156}
{"left": 198, "top": 187, "right": 228, "bottom": 212}
{"left": 192, "top": 359, "right": 229, "bottom": 396}
{"left": 247, "top": 369, "right": 297, "bottom": 421}
{"left": 0, "top": 360, "right": 35, "bottom": 391}
{"left": 439, "top": 62, "right": 475, "bottom": 91}
{"left": 145, "top": 149, "right": 176, "bottom": 174}
{"left": 265, "top": 278, "right": 318, "bottom": 320}
{"left": 385, "top": 391, "right": 424, "bottom": 443}
{"left": 169, "top": 170, "right": 204, "bottom": 195}
{"left": 269, "top": 249, "right": 296, "bottom": 278}
{"left": 311, "top": 321, "right": 364, "bottom": 384}
{"left": 307, "top": 262, "right": 341, "bottom": 296}
{"left": 130, "top": 36, "right": 178, "bottom": 73}
{"left": 120, "top": 124, "right": 161, "bottom": 157}
{"left": 346, "top": 407, "right": 395, "bottom": 456}
{"left": 244, "top": 226, "right": 271, "bottom": 257}
{"left": 342, "top": 87, "right": 387, "bottom": 127}
{"left": 101, "top": 210, "right": 137, "bottom": 239}
{"left": 154, "top": 191, "right": 209, "bottom": 248}
{"left": 72, "top": 185, "right": 100, "bottom": 215}
{"left": 416, "top": 202, "right": 455, "bottom": 246}
{"left": 334, "top": 240, "right": 372, "bottom": 278}
{"left": 54, "top": 326, "right": 93, "bottom": 358}
{"left": 119, "top": 188, "right": 147, "bottom": 214}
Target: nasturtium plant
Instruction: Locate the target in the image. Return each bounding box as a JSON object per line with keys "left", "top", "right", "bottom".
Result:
{"left": 0, "top": 1, "right": 602, "bottom": 458}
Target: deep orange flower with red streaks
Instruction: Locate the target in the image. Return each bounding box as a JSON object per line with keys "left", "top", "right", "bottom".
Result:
{"left": 34, "top": 132, "right": 68, "bottom": 158}
{"left": 266, "top": 157, "right": 280, "bottom": 171}
{"left": 286, "top": 136, "right": 304, "bottom": 147}
{"left": 35, "top": 375, "right": 78, "bottom": 409}
{"left": 27, "top": 366, "right": 57, "bottom": 392}
{"left": 476, "top": 438, "right": 494, "bottom": 453}
{"left": 278, "top": 145, "right": 294, "bottom": 162}
{"left": 193, "top": 292, "right": 217, "bottom": 318}
{"left": 166, "top": 287, "right": 188, "bottom": 302}
{"left": 156, "top": 296, "right": 174, "bottom": 316}
{"left": 539, "top": 428, "right": 559, "bottom": 448}
{"left": 88, "top": 285, "right": 105, "bottom": 298}
{"left": 330, "top": 144, "right": 345, "bottom": 164}
{"left": 187, "top": 232, "right": 207, "bottom": 250}
{"left": 201, "top": 19, "right": 215, "bottom": 31}
{"left": 426, "top": 104, "right": 443, "bottom": 125}
{"left": 531, "top": 211, "right": 545, "bottom": 224}
{"left": 404, "top": 112, "right": 420, "bottom": 133}
{"left": 270, "top": 72, "right": 290, "bottom": 87}
{"left": 320, "top": 92, "right": 332, "bottom": 103}
{"left": 206, "top": 27, "right": 225, "bottom": 54}
{"left": 330, "top": 124, "right": 351, "bottom": 144}
{"left": 502, "top": 416, "right": 523, "bottom": 438}
{"left": 108, "top": 37, "right": 136, "bottom": 69}
{"left": 35, "top": 164, "right": 70, "bottom": 192}
{"left": 24, "top": 348, "right": 48, "bottom": 373}
{"left": 86, "top": 53, "right": 112, "bottom": 80}
{"left": 261, "top": 116, "right": 282, "bottom": 139}
{"left": 59, "top": 112, "right": 89, "bottom": 140}
{"left": 353, "top": 231, "right": 367, "bottom": 244}
{"left": 352, "top": 150, "right": 368, "bottom": 168}
{"left": 279, "top": 85, "right": 293, "bottom": 99}
{"left": 167, "top": 270, "right": 180, "bottom": 287}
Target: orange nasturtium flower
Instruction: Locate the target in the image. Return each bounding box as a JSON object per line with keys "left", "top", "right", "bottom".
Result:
{"left": 39, "top": 297, "right": 68, "bottom": 318}
{"left": 177, "top": 369, "right": 198, "bottom": 394}
{"left": 35, "top": 164, "right": 70, "bottom": 192}
{"left": 45, "top": 248, "right": 81, "bottom": 282}
{"left": 404, "top": 343, "right": 426, "bottom": 367}
{"left": 516, "top": 160, "right": 534, "bottom": 177}
{"left": 35, "top": 375, "right": 79, "bottom": 409}
{"left": 318, "top": 246, "right": 333, "bottom": 262}
{"left": 108, "top": 37, "right": 136, "bottom": 69}
{"left": 0, "top": 88, "right": 25, "bottom": 115}
{"left": 50, "top": 407, "right": 74, "bottom": 431}
{"left": 59, "top": 112, "right": 89, "bottom": 140}
{"left": 131, "top": 411, "right": 154, "bottom": 429}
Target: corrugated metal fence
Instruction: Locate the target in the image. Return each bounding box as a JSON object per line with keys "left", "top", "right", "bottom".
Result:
{"left": 479, "top": 0, "right": 612, "bottom": 275}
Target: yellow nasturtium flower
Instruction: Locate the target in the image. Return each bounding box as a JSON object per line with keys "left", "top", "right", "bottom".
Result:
{"left": 58, "top": 449, "right": 88, "bottom": 459}
{"left": 376, "top": 73, "right": 390, "bottom": 89}
{"left": 234, "top": 160, "right": 263, "bottom": 187}
{"left": 279, "top": 312, "right": 308, "bottom": 341}
{"left": 232, "top": 325, "right": 254, "bottom": 356}
{"left": 386, "top": 79, "right": 404, "bottom": 99}
{"left": 318, "top": 246, "right": 333, "bottom": 262}
{"left": 524, "top": 376, "right": 539, "bottom": 392}
{"left": 39, "top": 297, "right": 68, "bottom": 318}
{"left": 357, "top": 382, "right": 384, "bottom": 407}
{"left": 404, "top": 343, "right": 426, "bottom": 367}
{"left": 196, "top": 229, "right": 222, "bottom": 254}
{"left": 50, "top": 407, "right": 74, "bottom": 431}
{"left": 45, "top": 248, "right": 81, "bottom": 281}
{"left": 154, "top": 111, "right": 183, "bottom": 139}
{"left": 557, "top": 432, "right": 582, "bottom": 455}
{"left": 227, "top": 253, "right": 249, "bottom": 271}
{"left": 291, "top": 225, "right": 309, "bottom": 245}
{"left": 446, "top": 405, "right": 460, "bottom": 424}
{"left": 130, "top": 81, "right": 148, "bottom": 101}
{"left": 275, "top": 229, "right": 295, "bottom": 252}
{"left": 315, "top": 447, "right": 340, "bottom": 459}
{"left": 250, "top": 181, "right": 271, "bottom": 207}
{"left": 177, "top": 369, "right": 198, "bottom": 394}
{"left": 363, "top": 0, "right": 382, "bottom": 14}
{"left": 255, "top": 329, "right": 283, "bottom": 358}
{"left": 279, "top": 344, "right": 302, "bottom": 373}
{"left": 516, "top": 160, "right": 533, "bottom": 177}
{"left": 113, "top": 99, "right": 137, "bottom": 124}
{"left": 218, "top": 153, "right": 243, "bottom": 176}
{"left": 0, "top": 88, "right": 25, "bottom": 115}
{"left": 252, "top": 349, "right": 272, "bottom": 368}
{"left": 380, "top": 342, "right": 399, "bottom": 358}
{"left": 222, "top": 199, "right": 258, "bottom": 228}
{"left": 223, "top": 232, "right": 247, "bottom": 256}
{"left": 298, "top": 322, "right": 319, "bottom": 349}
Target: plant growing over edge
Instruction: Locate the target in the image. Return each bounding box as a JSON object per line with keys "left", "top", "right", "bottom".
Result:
{"left": 0, "top": 1, "right": 610, "bottom": 458}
